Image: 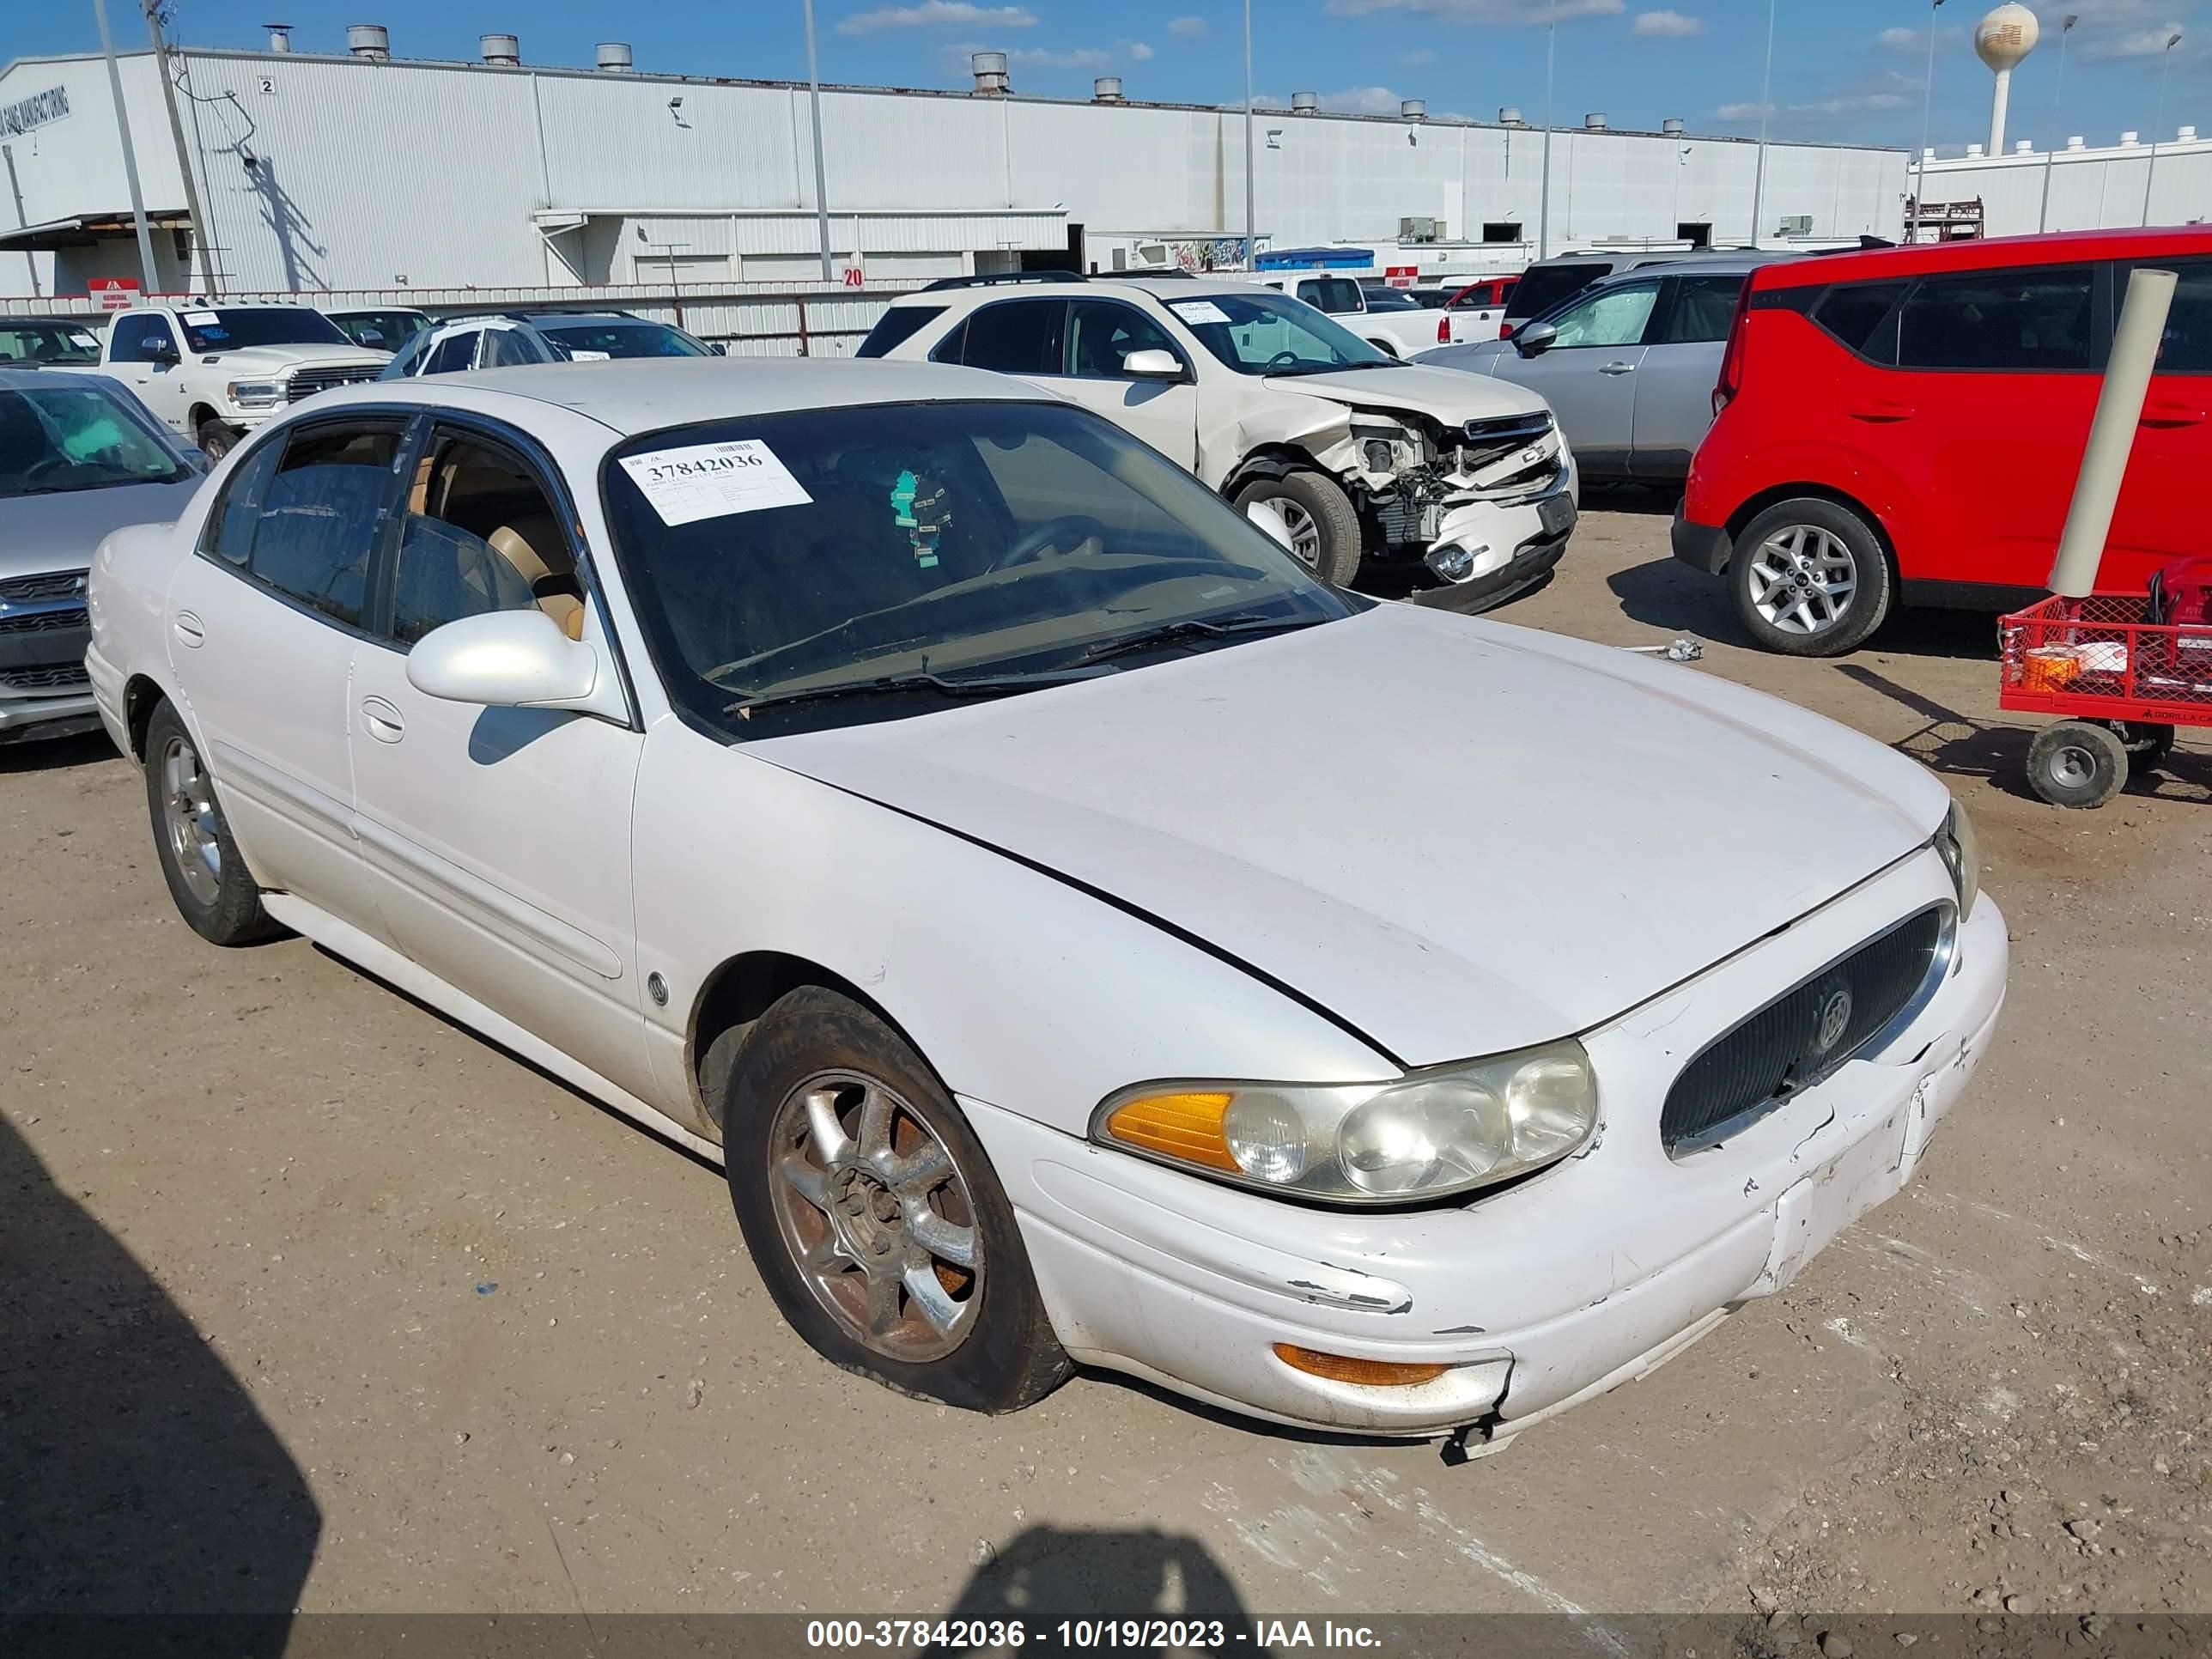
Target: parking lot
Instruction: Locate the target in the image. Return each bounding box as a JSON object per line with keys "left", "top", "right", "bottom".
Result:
{"left": 4, "top": 498, "right": 2208, "bottom": 1626}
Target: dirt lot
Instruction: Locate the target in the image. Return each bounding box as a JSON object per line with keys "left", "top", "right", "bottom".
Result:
{"left": 3, "top": 499, "right": 2209, "bottom": 1629}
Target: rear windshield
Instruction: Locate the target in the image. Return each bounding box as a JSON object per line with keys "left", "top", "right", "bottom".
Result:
{"left": 331, "top": 310, "right": 428, "bottom": 351}
{"left": 178, "top": 307, "right": 351, "bottom": 352}
{"left": 1509, "top": 263, "right": 1610, "bottom": 321}
{"left": 1358, "top": 286, "right": 1423, "bottom": 311}
{"left": 542, "top": 322, "right": 712, "bottom": 360}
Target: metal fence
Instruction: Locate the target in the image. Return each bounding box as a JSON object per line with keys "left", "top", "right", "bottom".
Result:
{"left": 1, "top": 279, "right": 927, "bottom": 356}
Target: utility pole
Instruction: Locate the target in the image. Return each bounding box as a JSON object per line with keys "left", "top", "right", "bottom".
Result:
{"left": 804, "top": 0, "right": 834, "bottom": 281}
{"left": 1914, "top": 0, "right": 1947, "bottom": 243}
{"left": 2038, "top": 14, "right": 2076, "bottom": 233}
{"left": 93, "top": 0, "right": 161, "bottom": 294}
{"left": 142, "top": 0, "right": 216, "bottom": 294}
{"left": 1538, "top": 21, "right": 1554, "bottom": 260}
{"left": 1243, "top": 0, "right": 1255, "bottom": 270}
{"left": 1750, "top": 0, "right": 1777, "bottom": 248}
{"left": 2145, "top": 30, "right": 2183, "bottom": 226}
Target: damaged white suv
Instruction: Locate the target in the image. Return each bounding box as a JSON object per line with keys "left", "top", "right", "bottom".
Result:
{"left": 860, "top": 275, "right": 1578, "bottom": 604}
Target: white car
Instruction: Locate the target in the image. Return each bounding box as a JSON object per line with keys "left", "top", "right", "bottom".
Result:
{"left": 863, "top": 275, "right": 1578, "bottom": 604}
{"left": 85, "top": 359, "right": 2006, "bottom": 1446}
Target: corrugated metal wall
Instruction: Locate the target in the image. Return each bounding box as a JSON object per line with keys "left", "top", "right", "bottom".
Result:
{"left": 1923, "top": 143, "right": 2212, "bottom": 236}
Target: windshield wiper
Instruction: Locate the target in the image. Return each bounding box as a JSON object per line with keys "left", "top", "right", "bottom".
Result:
{"left": 1073, "top": 613, "right": 1325, "bottom": 667}
{"left": 725, "top": 665, "right": 1101, "bottom": 720}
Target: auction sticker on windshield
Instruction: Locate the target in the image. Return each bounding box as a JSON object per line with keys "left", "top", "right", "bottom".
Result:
{"left": 1169, "top": 300, "right": 1232, "bottom": 325}
{"left": 618, "top": 439, "right": 814, "bottom": 526}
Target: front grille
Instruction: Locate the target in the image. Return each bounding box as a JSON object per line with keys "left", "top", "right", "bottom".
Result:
{"left": 286, "top": 365, "right": 382, "bottom": 402}
{"left": 0, "top": 663, "right": 92, "bottom": 692}
{"left": 0, "top": 569, "right": 88, "bottom": 603}
{"left": 1661, "top": 908, "right": 1948, "bottom": 1155}
{"left": 1462, "top": 410, "right": 1555, "bottom": 446}
{"left": 0, "top": 605, "right": 86, "bottom": 636}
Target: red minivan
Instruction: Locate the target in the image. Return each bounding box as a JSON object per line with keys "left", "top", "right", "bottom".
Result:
{"left": 1674, "top": 227, "right": 2212, "bottom": 655}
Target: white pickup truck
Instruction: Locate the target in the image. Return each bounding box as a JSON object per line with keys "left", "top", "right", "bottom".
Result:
{"left": 1247, "top": 273, "right": 1448, "bottom": 358}
{"left": 63, "top": 303, "right": 391, "bottom": 459}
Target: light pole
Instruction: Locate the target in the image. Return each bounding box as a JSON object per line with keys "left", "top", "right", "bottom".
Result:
{"left": 2038, "top": 13, "right": 2076, "bottom": 233}
{"left": 1537, "top": 21, "right": 1555, "bottom": 260}
{"left": 804, "top": 0, "right": 833, "bottom": 281}
{"left": 2144, "top": 30, "right": 2183, "bottom": 226}
{"left": 1914, "top": 0, "right": 1947, "bottom": 242}
{"left": 1243, "top": 0, "right": 1255, "bottom": 270}
{"left": 1750, "top": 0, "right": 1777, "bottom": 248}
{"left": 92, "top": 0, "right": 161, "bottom": 295}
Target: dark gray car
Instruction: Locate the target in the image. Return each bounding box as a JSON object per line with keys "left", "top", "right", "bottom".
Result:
{"left": 0, "top": 368, "right": 204, "bottom": 743}
{"left": 1420, "top": 252, "right": 1796, "bottom": 486}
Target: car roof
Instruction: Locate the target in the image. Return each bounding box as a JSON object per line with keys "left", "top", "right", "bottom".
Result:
{"left": 1577, "top": 250, "right": 1798, "bottom": 289}
{"left": 0, "top": 364, "right": 125, "bottom": 392}
{"left": 1751, "top": 224, "right": 2212, "bottom": 290}
{"left": 508, "top": 311, "right": 650, "bottom": 325}
{"left": 301, "top": 356, "right": 1051, "bottom": 440}
{"left": 888, "top": 275, "right": 1255, "bottom": 308}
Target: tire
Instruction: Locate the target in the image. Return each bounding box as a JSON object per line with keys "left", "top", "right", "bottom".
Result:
{"left": 1728, "top": 497, "right": 1894, "bottom": 658}
{"left": 142, "top": 700, "right": 282, "bottom": 945}
{"left": 2027, "top": 720, "right": 2130, "bottom": 810}
{"left": 196, "top": 420, "right": 240, "bottom": 463}
{"left": 1235, "top": 471, "right": 1366, "bottom": 588}
{"left": 721, "top": 987, "right": 1072, "bottom": 1414}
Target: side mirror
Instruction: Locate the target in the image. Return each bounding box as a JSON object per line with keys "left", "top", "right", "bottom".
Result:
{"left": 1122, "top": 348, "right": 1186, "bottom": 380}
{"left": 140, "top": 337, "right": 179, "bottom": 363}
{"left": 1515, "top": 322, "right": 1559, "bottom": 358}
{"left": 407, "top": 609, "right": 619, "bottom": 720}
{"left": 708, "top": 342, "right": 728, "bottom": 356}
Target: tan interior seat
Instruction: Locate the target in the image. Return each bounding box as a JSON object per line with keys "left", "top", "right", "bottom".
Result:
{"left": 487, "top": 514, "right": 586, "bottom": 640}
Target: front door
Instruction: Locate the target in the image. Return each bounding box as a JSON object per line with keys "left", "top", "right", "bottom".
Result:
{"left": 345, "top": 418, "right": 653, "bottom": 1101}
{"left": 1491, "top": 276, "right": 1662, "bottom": 475}
{"left": 108, "top": 313, "right": 190, "bottom": 435}
{"left": 1048, "top": 299, "right": 1200, "bottom": 468}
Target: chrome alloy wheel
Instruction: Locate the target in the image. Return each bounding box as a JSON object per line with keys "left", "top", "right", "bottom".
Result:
{"left": 160, "top": 733, "right": 222, "bottom": 907}
{"left": 1247, "top": 497, "right": 1322, "bottom": 570}
{"left": 765, "top": 1070, "right": 982, "bottom": 1363}
{"left": 1747, "top": 524, "right": 1858, "bottom": 635}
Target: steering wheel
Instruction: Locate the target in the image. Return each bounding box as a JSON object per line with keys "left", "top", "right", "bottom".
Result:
{"left": 20, "top": 455, "right": 75, "bottom": 485}
{"left": 1265, "top": 349, "right": 1303, "bottom": 370}
{"left": 988, "top": 514, "right": 1109, "bottom": 574}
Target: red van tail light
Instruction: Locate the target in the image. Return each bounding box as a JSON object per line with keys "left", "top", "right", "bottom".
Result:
{"left": 1712, "top": 281, "right": 1754, "bottom": 417}
{"left": 1437, "top": 315, "right": 1452, "bottom": 345}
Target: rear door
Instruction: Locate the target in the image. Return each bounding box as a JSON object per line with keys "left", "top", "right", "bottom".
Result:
{"left": 1630, "top": 270, "right": 1749, "bottom": 482}
{"left": 1487, "top": 276, "right": 1663, "bottom": 474}
{"left": 2108, "top": 252, "right": 2212, "bottom": 588}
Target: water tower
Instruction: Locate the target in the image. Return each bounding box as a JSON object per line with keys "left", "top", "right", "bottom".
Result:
{"left": 1976, "top": 3, "right": 2041, "bottom": 157}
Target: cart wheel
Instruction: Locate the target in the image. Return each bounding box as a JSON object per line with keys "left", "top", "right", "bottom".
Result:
{"left": 2027, "top": 720, "right": 2130, "bottom": 809}
{"left": 2115, "top": 721, "right": 2177, "bottom": 771}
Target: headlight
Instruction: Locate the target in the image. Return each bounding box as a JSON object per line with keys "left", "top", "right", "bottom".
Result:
{"left": 1935, "top": 800, "right": 1979, "bottom": 921}
{"left": 1093, "top": 1040, "right": 1599, "bottom": 1206}
{"left": 226, "top": 380, "right": 282, "bottom": 409}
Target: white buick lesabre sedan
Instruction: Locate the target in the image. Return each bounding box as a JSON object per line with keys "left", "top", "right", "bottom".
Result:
{"left": 84, "top": 358, "right": 2006, "bottom": 1449}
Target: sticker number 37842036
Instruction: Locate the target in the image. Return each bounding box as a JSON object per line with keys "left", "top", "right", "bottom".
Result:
{"left": 616, "top": 439, "right": 815, "bottom": 526}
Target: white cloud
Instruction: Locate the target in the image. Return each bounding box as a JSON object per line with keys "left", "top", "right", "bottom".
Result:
{"left": 1877, "top": 22, "right": 1965, "bottom": 52}
{"left": 1402, "top": 46, "right": 1439, "bottom": 65}
{"left": 1006, "top": 45, "right": 1115, "bottom": 69}
{"left": 1324, "top": 0, "right": 1624, "bottom": 22}
{"left": 1321, "top": 84, "right": 1408, "bottom": 112}
{"left": 1632, "top": 9, "right": 1703, "bottom": 36}
{"left": 2085, "top": 21, "right": 2188, "bottom": 58}
{"left": 1127, "top": 40, "right": 1156, "bottom": 60}
{"left": 840, "top": 2, "right": 1035, "bottom": 34}
{"left": 1167, "top": 14, "right": 1208, "bottom": 36}
{"left": 1717, "top": 89, "right": 1910, "bottom": 121}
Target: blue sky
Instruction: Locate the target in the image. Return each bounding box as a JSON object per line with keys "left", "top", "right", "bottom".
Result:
{"left": 12, "top": 2, "right": 2206, "bottom": 153}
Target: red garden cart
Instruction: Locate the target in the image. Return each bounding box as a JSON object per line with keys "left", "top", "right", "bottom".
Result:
{"left": 1998, "top": 572, "right": 2212, "bottom": 807}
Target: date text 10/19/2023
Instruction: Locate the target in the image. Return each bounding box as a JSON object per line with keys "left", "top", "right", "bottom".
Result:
{"left": 805, "top": 1620, "right": 1384, "bottom": 1650}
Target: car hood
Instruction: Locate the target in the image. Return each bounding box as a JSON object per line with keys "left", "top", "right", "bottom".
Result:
{"left": 751, "top": 605, "right": 1949, "bottom": 1068}
{"left": 1, "top": 477, "right": 206, "bottom": 577}
{"left": 202, "top": 343, "right": 392, "bottom": 372}
{"left": 1264, "top": 362, "right": 1543, "bottom": 422}
{"left": 1414, "top": 340, "right": 1512, "bottom": 374}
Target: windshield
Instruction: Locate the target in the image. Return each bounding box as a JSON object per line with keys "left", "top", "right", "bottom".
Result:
{"left": 0, "top": 379, "right": 197, "bottom": 499}
{"left": 331, "top": 309, "right": 428, "bottom": 350}
{"left": 0, "top": 320, "right": 105, "bottom": 365}
{"left": 602, "top": 398, "right": 1355, "bottom": 737}
{"left": 178, "top": 307, "right": 352, "bottom": 352}
{"left": 1168, "top": 290, "right": 1391, "bottom": 376}
{"left": 544, "top": 321, "right": 711, "bottom": 360}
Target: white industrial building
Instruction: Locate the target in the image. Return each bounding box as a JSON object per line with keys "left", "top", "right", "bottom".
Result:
{"left": 1918, "top": 131, "right": 2212, "bottom": 240}
{"left": 0, "top": 25, "right": 1908, "bottom": 301}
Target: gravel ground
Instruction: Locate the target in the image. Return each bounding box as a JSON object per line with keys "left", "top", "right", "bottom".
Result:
{"left": 2, "top": 498, "right": 2207, "bottom": 1626}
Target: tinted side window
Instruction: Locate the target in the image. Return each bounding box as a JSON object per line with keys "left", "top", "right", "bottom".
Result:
{"left": 957, "top": 301, "right": 1065, "bottom": 374}
{"left": 1812, "top": 280, "right": 1909, "bottom": 358}
{"left": 1066, "top": 301, "right": 1182, "bottom": 379}
{"left": 423, "top": 331, "right": 480, "bottom": 376}
{"left": 1300, "top": 278, "right": 1363, "bottom": 315}
{"left": 110, "top": 314, "right": 150, "bottom": 359}
{"left": 857, "top": 305, "right": 948, "bottom": 358}
{"left": 1896, "top": 267, "right": 2097, "bottom": 373}
{"left": 1512, "top": 262, "right": 1609, "bottom": 320}
{"left": 207, "top": 439, "right": 285, "bottom": 568}
{"left": 248, "top": 427, "right": 402, "bottom": 628}
{"left": 2133, "top": 258, "right": 2212, "bottom": 373}
{"left": 1658, "top": 274, "right": 1747, "bottom": 345}
{"left": 482, "top": 328, "right": 544, "bottom": 368}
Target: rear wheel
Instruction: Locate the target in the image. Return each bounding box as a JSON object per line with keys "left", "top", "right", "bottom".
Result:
{"left": 1235, "top": 471, "right": 1365, "bottom": 587}
{"left": 1729, "top": 498, "right": 1893, "bottom": 657}
{"left": 196, "top": 419, "right": 240, "bottom": 463}
{"left": 2027, "top": 720, "right": 2130, "bottom": 810}
{"left": 142, "top": 700, "right": 281, "bottom": 944}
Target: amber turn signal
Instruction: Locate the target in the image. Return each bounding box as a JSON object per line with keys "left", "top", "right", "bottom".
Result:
{"left": 1271, "top": 1344, "right": 1451, "bottom": 1388}
{"left": 1103, "top": 1091, "right": 1239, "bottom": 1172}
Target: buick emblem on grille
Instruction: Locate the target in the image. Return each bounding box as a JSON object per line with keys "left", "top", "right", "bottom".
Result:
{"left": 1812, "top": 982, "right": 1854, "bottom": 1055}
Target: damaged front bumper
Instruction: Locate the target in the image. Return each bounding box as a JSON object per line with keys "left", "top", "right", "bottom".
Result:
{"left": 963, "top": 849, "right": 2007, "bottom": 1441}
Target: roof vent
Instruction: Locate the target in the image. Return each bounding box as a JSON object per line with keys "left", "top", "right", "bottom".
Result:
{"left": 1291, "top": 90, "right": 1320, "bottom": 114}
{"left": 265, "top": 22, "right": 293, "bottom": 52}
{"left": 1092, "top": 76, "right": 1124, "bottom": 103}
{"left": 480, "top": 33, "right": 520, "bottom": 66}
{"left": 2066, "top": 134, "right": 2085, "bottom": 149}
{"left": 2180, "top": 125, "right": 2199, "bottom": 142}
{"left": 970, "top": 51, "right": 1009, "bottom": 94}
{"left": 1662, "top": 116, "right": 1685, "bottom": 136}
{"left": 2121, "top": 131, "right": 2140, "bottom": 146}
{"left": 1965, "top": 143, "right": 1984, "bottom": 156}
{"left": 1401, "top": 99, "right": 1427, "bottom": 121}
{"left": 1498, "top": 106, "right": 1525, "bottom": 126}
{"left": 596, "top": 41, "right": 634, "bottom": 72}
{"left": 1584, "top": 112, "right": 1607, "bottom": 131}
{"left": 2015, "top": 139, "right": 2034, "bottom": 153}
{"left": 346, "top": 22, "right": 391, "bottom": 59}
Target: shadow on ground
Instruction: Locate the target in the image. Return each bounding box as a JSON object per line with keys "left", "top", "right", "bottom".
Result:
{"left": 1607, "top": 556, "right": 2008, "bottom": 662}
{"left": 940, "top": 1525, "right": 1250, "bottom": 1647}
{"left": 0, "top": 730, "right": 118, "bottom": 776}
{"left": 0, "top": 1115, "right": 319, "bottom": 1636}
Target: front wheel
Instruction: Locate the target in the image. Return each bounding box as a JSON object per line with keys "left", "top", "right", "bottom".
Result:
{"left": 722, "top": 987, "right": 1071, "bottom": 1414}
{"left": 2027, "top": 720, "right": 2130, "bottom": 809}
{"left": 142, "top": 700, "right": 282, "bottom": 944}
{"left": 1728, "top": 498, "right": 1893, "bottom": 657}
{"left": 1235, "top": 471, "right": 1365, "bottom": 587}
{"left": 196, "top": 420, "right": 240, "bottom": 463}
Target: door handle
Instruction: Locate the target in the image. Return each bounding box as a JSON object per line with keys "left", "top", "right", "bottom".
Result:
{"left": 1849, "top": 401, "right": 1917, "bottom": 422}
{"left": 1599, "top": 361, "right": 1637, "bottom": 375}
{"left": 2142, "top": 401, "right": 2207, "bottom": 427}
{"left": 172, "top": 610, "right": 204, "bottom": 648}
{"left": 360, "top": 696, "right": 405, "bottom": 744}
